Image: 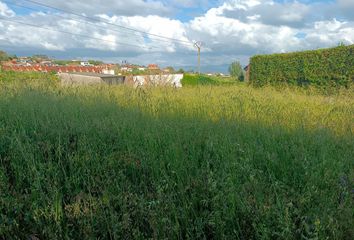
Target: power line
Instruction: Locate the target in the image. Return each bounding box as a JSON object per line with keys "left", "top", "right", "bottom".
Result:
{"left": 4, "top": 0, "right": 193, "bottom": 48}
{"left": 0, "top": 17, "right": 161, "bottom": 51}
{"left": 20, "top": 0, "right": 193, "bottom": 45}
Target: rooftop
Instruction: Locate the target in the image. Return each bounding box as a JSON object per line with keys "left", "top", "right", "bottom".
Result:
{"left": 60, "top": 72, "right": 119, "bottom": 78}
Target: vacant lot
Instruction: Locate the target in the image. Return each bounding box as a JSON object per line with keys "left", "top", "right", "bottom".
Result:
{"left": 0, "top": 72, "right": 353, "bottom": 239}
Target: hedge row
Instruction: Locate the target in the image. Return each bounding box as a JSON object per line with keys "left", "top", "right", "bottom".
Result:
{"left": 249, "top": 45, "right": 354, "bottom": 88}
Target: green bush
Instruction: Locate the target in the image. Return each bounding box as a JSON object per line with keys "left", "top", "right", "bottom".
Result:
{"left": 0, "top": 71, "right": 58, "bottom": 84}
{"left": 181, "top": 74, "right": 218, "bottom": 86}
{"left": 182, "top": 74, "right": 237, "bottom": 86}
{"left": 249, "top": 45, "right": 354, "bottom": 88}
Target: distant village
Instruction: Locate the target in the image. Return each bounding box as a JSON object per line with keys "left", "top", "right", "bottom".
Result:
{"left": 0, "top": 54, "right": 230, "bottom": 77}
{"left": 0, "top": 55, "right": 181, "bottom": 76}
{"left": 0, "top": 54, "right": 193, "bottom": 87}
{"left": 0, "top": 52, "right": 233, "bottom": 87}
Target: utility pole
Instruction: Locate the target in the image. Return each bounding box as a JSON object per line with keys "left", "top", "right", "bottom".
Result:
{"left": 194, "top": 41, "right": 203, "bottom": 75}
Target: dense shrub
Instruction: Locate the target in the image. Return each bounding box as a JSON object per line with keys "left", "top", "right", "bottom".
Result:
{"left": 181, "top": 74, "right": 217, "bottom": 86}
{"left": 0, "top": 70, "right": 58, "bottom": 84}
{"left": 249, "top": 45, "right": 354, "bottom": 88}
{"left": 182, "top": 74, "right": 236, "bottom": 86}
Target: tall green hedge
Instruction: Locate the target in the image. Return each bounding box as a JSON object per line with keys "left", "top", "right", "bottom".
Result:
{"left": 249, "top": 45, "right": 354, "bottom": 88}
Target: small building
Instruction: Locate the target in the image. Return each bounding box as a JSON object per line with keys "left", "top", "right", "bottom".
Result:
{"left": 40, "top": 60, "right": 53, "bottom": 66}
{"left": 121, "top": 65, "right": 133, "bottom": 72}
{"left": 148, "top": 64, "right": 159, "bottom": 70}
{"left": 18, "top": 57, "right": 30, "bottom": 63}
{"left": 80, "top": 61, "right": 92, "bottom": 67}
{"left": 59, "top": 72, "right": 125, "bottom": 86}
{"left": 131, "top": 74, "right": 183, "bottom": 88}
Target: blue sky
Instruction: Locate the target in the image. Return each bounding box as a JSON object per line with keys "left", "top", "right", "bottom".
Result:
{"left": 0, "top": 0, "right": 353, "bottom": 72}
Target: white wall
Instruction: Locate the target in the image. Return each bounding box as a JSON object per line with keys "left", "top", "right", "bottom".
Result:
{"left": 133, "top": 74, "right": 183, "bottom": 88}
{"left": 102, "top": 69, "right": 115, "bottom": 75}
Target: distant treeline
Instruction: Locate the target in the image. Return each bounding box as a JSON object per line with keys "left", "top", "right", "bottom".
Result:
{"left": 249, "top": 45, "right": 354, "bottom": 88}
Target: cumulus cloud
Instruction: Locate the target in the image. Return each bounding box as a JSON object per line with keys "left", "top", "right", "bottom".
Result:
{"left": 0, "top": 1, "right": 15, "bottom": 17}
{"left": 338, "top": 0, "right": 354, "bottom": 8}
{"left": 184, "top": 0, "right": 354, "bottom": 64}
{"left": 0, "top": 1, "right": 193, "bottom": 53}
{"left": 222, "top": 1, "right": 311, "bottom": 28}
{"left": 0, "top": 0, "right": 353, "bottom": 69}
{"left": 170, "top": 0, "right": 209, "bottom": 8}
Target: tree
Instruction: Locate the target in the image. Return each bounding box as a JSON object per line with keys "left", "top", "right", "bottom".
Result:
{"left": 53, "top": 60, "right": 70, "bottom": 66}
{"left": 177, "top": 68, "right": 185, "bottom": 74}
{"left": 229, "top": 61, "right": 244, "bottom": 81}
{"left": 165, "top": 66, "right": 175, "bottom": 73}
{"left": 132, "top": 68, "right": 145, "bottom": 75}
{"left": 0, "top": 50, "right": 10, "bottom": 61}
{"left": 88, "top": 60, "right": 104, "bottom": 66}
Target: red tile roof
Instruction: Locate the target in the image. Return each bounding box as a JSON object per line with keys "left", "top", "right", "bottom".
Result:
{"left": 148, "top": 64, "right": 159, "bottom": 70}
{"left": 1, "top": 65, "right": 105, "bottom": 74}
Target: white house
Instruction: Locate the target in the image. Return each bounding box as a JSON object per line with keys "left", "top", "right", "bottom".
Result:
{"left": 80, "top": 61, "right": 92, "bottom": 67}
{"left": 121, "top": 67, "right": 133, "bottom": 72}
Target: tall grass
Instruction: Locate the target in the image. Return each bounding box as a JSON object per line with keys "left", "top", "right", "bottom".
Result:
{"left": 0, "top": 72, "right": 353, "bottom": 239}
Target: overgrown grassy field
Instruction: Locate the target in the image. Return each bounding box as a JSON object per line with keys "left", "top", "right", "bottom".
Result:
{"left": 0, "top": 72, "right": 353, "bottom": 239}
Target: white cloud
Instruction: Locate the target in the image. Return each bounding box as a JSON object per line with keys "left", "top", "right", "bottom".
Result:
{"left": 0, "top": 2, "right": 15, "bottom": 17}
{"left": 42, "top": 42, "right": 65, "bottom": 51}
{"left": 0, "top": 8, "right": 194, "bottom": 55}
{"left": 338, "top": 0, "right": 354, "bottom": 8}
{"left": 0, "top": 0, "right": 353, "bottom": 70}
{"left": 306, "top": 19, "right": 354, "bottom": 45}
{"left": 185, "top": 0, "right": 354, "bottom": 59}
